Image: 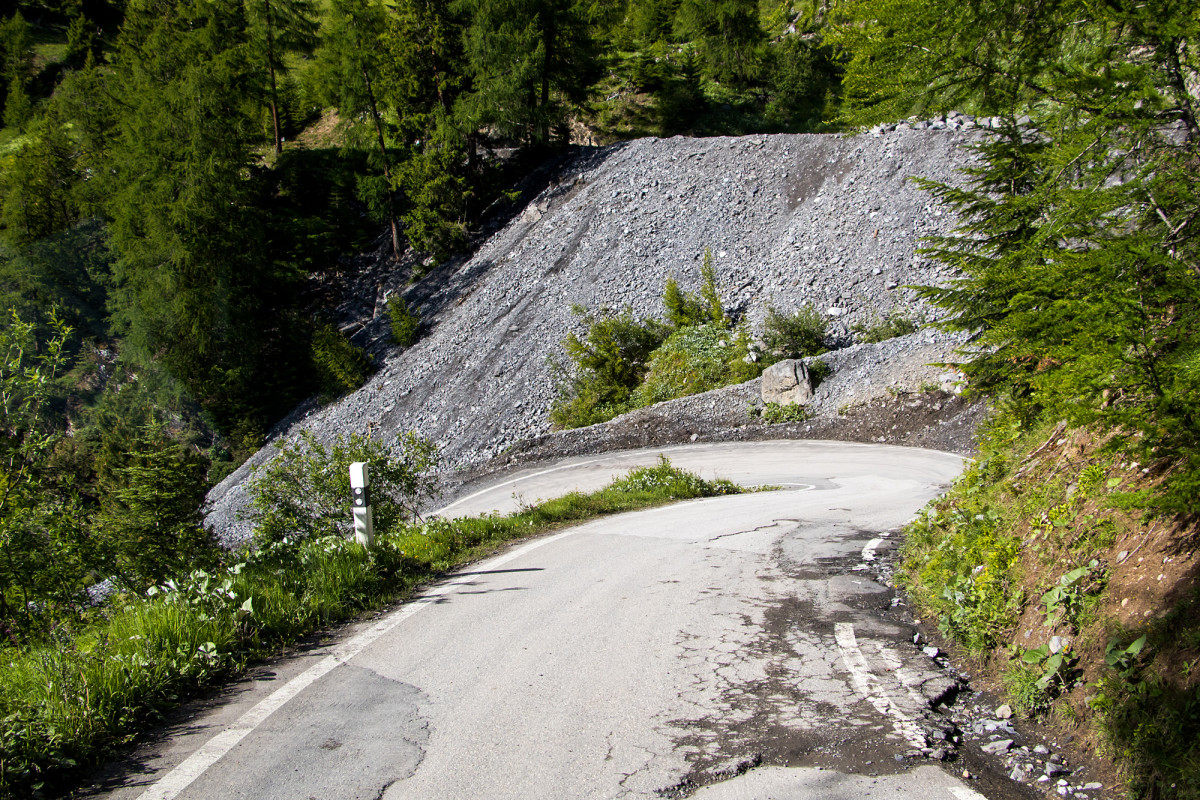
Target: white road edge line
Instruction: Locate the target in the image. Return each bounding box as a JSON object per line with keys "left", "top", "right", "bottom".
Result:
{"left": 860, "top": 529, "right": 894, "bottom": 563}
{"left": 433, "top": 459, "right": 602, "bottom": 515}
{"left": 950, "top": 786, "right": 990, "bottom": 800}
{"left": 433, "top": 441, "right": 810, "bottom": 516}
{"left": 868, "top": 639, "right": 935, "bottom": 711}
{"left": 833, "top": 622, "right": 926, "bottom": 749}
{"left": 135, "top": 530, "right": 576, "bottom": 800}
{"left": 861, "top": 537, "right": 884, "bottom": 562}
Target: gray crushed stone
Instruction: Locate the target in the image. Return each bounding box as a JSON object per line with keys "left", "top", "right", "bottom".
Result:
{"left": 205, "top": 129, "right": 984, "bottom": 546}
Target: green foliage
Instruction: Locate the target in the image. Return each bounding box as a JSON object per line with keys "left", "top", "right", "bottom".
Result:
{"left": 662, "top": 273, "right": 706, "bottom": 329}
{"left": 756, "top": 401, "right": 812, "bottom": 424}
{"left": 94, "top": 426, "right": 217, "bottom": 590}
{"left": 607, "top": 454, "right": 740, "bottom": 497}
{"left": 387, "top": 295, "right": 421, "bottom": 347}
{"left": 1088, "top": 602, "right": 1200, "bottom": 800}
{"left": 1020, "top": 641, "right": 1074, "bottom": 694}
{"left": 1004, "top": 642, "right": 1075, "bottom": 715}
{"left": 632, "top": 322, "right": 752, "bottom": 406}
{"left": 851, "top": 310, "right": 919, "bottom": 344}
{"left": 1105, "top": 634, "right": 1148, "bottom": 680}
{"left": 549, "top": 306, "right": 670, "bottom": 428}
{"left": 456, "top": 0, "right": 598, "bottom": 145}
{"left": 0, "top": 221, "right": 111, "bottom": 342}
{"left": 838, "top": 0, "right": 1200, "bottom": 514}
{"left": 246, "top": 0, "right": 320, "bottom": 153}
{"left": 267, "top": 148, "right": 380, "bottom": 273}
{"left": 316, "top": 0, "right": 405, "bottom": 257}
{"left": 761, "top": 303, "right": 827, "bottom": 363}
{"left": 663, "top": 250, "right": 727, "bottom": 329}
{"left": 902, "top": 409, "right": 1200, "bottom": 797}
{"left": 673, "top": 0, "right": 764, "bottom": 87}
{"left": 697, "top": 248, "right": 726, "bottom": 327}
{"left": 765, "top": 35, "right": 838, "bottom": 128}
{"left": 64, "top": 14, "right": 97, "bottom": 69}
{"left": 0, "top": 13, "right": 33, "bottom": 124}
{"left": 310, "top": 323, "right": 372, "bottom": 401}
{"left": 0, "top": 310, "right": 94, "bottom": 639}
{"left": 0, "top": 457, "right": 742, "bottom": 798}
{"left": 2, "top": 78, "right": 31, "bottom": 130}
{"left": 246, "top": 429, "right": 440, "bottom": 545}
{"left": 0, "top": 568, "right": 246, "bottom": 796}
{"left": 0, "top": 108, "right": 81, "bottom": 245}
{"left": 1040, "top": 559, "right": 1099, "bottom": 630}
{"left": 900, "top": 460, "right": 1024, "bottom": 653}
{"left": 101, "top": 0, "right": 317, "bottom": 435}
{"left": 381, "top": 0, "right": 465, "bottom": 125}
{"left": 554, "top": 261, "right": 755, "bottom": 427}
{"left": 397, "top": 129, "right": 470, "bottom": 261}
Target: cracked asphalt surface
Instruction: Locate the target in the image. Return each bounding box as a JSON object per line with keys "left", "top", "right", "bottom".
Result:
{"left": 93, "top": 441, "right": 1024, "bottom": 800}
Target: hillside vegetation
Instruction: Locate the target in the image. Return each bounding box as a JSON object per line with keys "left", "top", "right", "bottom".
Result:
{"left": 833, "top": 0, "right": 1200, "bottom": 795}
{"left": 0, "top": 0, "right": 851, "bottom": 650}
{"left": 0, "top": 0, "right": 1197, "bottom": 797}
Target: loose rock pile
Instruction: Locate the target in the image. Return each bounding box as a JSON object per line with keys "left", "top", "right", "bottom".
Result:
{"left": 205, "top": 129, "right": 982, "bottom": 545}
{"left": 869, "top": 111, "right": 1026, "bottom": 135}
{"left": 950, "top": 697, "right": 1111, "bottom": 798}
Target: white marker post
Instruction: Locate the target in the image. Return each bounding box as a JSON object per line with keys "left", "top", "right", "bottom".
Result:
{"left": 349, "top": 461, "right": 374, "bottom": 548}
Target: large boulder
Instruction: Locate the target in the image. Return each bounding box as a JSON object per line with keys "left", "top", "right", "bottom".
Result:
{"left": 761, "top": 359, "right": 814, "bottom": 406}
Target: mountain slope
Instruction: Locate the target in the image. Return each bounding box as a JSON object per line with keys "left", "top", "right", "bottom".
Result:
{"left": 206, "top": 130, "right": 978, "bottom": 543}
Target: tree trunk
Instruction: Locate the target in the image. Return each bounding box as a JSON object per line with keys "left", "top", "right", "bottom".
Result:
{"left": 361, "top": 63, "right": 402, "bottom": 261}
{"left": 539, "top": 9, "right": 555, "bottom": 144}
{"left": 265, "top": 0, "right": 283, "bottom": 155}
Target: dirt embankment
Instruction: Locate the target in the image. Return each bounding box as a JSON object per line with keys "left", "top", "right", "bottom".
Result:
{"left": 205, "top": 129, "right": 983, "bottom": 545}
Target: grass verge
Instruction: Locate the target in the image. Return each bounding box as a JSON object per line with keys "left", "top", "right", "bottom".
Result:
{"left": 898, "top": 416, "right": 1200, "bottom": 798}
{"left": 0, "top": 457, "right": 740, "bottom": 799}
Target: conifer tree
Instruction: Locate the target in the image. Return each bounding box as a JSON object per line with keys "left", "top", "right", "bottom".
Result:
{"left": 383, "top": 0, "right": 465, "bottom": 126}
{"left": 838, "top": 0, "right": 1200, "bottom": 511}
{"left": 246, "top": 0, "right": 320, "bottom": 154}
{"left": 673, "top": 0, "right": 764, "bottom": 87}
{"left": 64, "top": 13, "right": 98, "bottom": 69}
{"left": 102, "top": 0, "right": 299, "bottom": 433}
{"left": 0, "top": 12, "right": 34, "bottom": 125}
{"left": 380, "top": 0, "right": 474, "bottom": 258}
{"left": 95, "top": 425, "right": 214, "bottom": 588}
{"left": 0, "top": 108, "right": 81, "bottom": 245}
{"left": 318, "top": 0, "right": 404, "bottom": 259}
{"left": 456, "top": 0, "right": 597, "bottom": 145}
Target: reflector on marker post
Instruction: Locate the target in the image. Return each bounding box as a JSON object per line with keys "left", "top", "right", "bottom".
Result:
{"left": 349, "top": 461, "right": 374, "bottom": 548}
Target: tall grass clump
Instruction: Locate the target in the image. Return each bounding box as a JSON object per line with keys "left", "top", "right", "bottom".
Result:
{"left": 850, "top": 310, "right": 920, "bottom": 344}
{"left": 632, "top": 323, "right": 757, "bottom": 406}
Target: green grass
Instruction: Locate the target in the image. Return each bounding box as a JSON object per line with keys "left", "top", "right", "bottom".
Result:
{"left": 900, "top": 413, "right": 1200, "bottom": 799}
{"left": 754, "top": 401, "right": 813, "bottom": 424}
{"left": 850, "top": 311, "right": 921, "bottom": 344}
{"left": 0, "top": 457, "right": 741, "bottom": 798}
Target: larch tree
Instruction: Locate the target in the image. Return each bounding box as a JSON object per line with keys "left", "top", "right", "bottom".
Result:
{"left": 318, "top": 0, "right": 404, "bottom": 260}
{"left": 246, "top": 0, "right": 320, "bottom": 155}
{"left": 673, "top": 0, "right": 765, "bottom": 87}
{"left": 102, "top": 0, "right": 292, "bottom": 433}
{"left": 456, "top": 0, "right": 597, "bottom": 146}
{"left": 835, "top": 0, "right": 1200, "bottom": 512}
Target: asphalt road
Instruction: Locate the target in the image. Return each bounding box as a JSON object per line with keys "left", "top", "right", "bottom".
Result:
{"left": 95, "top": 441, "right": 1017, "bottom": 800}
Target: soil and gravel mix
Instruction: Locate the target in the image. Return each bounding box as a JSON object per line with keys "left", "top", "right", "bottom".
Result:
{"left": 205, "top": 128, "right": 983, "bottom": 545}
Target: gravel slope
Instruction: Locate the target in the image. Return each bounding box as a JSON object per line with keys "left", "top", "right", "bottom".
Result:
{"left": 206, "top": 129, "right": 981, "bottom": 544}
